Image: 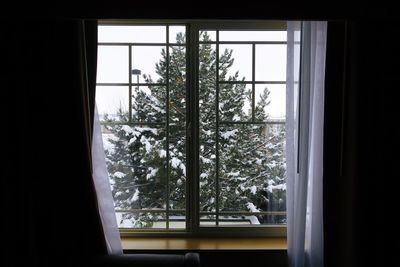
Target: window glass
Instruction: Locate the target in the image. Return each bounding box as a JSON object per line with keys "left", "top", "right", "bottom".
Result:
{"left": 98, "top": 26, "right": 166, "bottom": 43}
{"left": 219, "top": 83, "right": 252, "bottom": 122}
{"left": 199, "top": 31, "right": 216, "bottom": 42}
{"left": 219, "top": 44, "right": 252, "bottom": 81}
{"left": 220, "top": 31, "right": 287, "bottom": 41}
{"left": 97, "top": 23, "right": 287, "bottom": 233}
{"left": 199, "top": 28, "right": 287, "bottom": 227}
{"left": 97, "top": 46, "right": 129, "bottom": 83}
{"left": 131, "top": 46, "right": 166, "bottom": 84}
{"left": 169, "top": 26, "right": 186, "bottom": 44}
{"left": 255, "top": 44, "right": 287, "bottom": 81}
{"left": 96, "top": 86, "right": 129, "bottom": 122}
{"left": 254, "top": 84, "right": 286, "bottom": 121}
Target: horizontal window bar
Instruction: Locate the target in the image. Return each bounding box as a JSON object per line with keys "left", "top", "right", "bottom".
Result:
{"left": 96, "top": 83, "right": 167, "bottom": 86}
{"left": 219, "top": 121, "right": 285, "bottom": 125}
{"left": 218, "top": 81, "right": 286, "bottom": 84}
{"left": 101, "top": 122, "right": 166, "bottom": 126}
{"left": 98, "top": 42, "right": 185, "bottom": 46}
{"left": 99, "top": 20, "right": 286, "bottom": 29}
{"left": 115, "top": 209, "right": 185, "bottom": 213}
{"left": 96, "top": 83, "right": 130, "bottom": 86}
{"left": 119, "top": 229, "right": 187, "bottom": 233}
{"left": 200, "top": 211, "right": 287, "bottom": 215}
{"left": 199, "top": 41, "right": 287, "bottom": 45}
{"left": 99, "top": 20, "right": 187, "bottom": 25}
{"left": 115, "top": 209, "right": 286, "bottom": 215}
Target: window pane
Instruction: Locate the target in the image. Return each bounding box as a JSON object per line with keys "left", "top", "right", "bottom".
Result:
{"left": 218, "top": 214, "right": 286, "bottom": 226}
{"left": 97, "top": 46, "right": 129, "bottom": 83}
{"left": 199, "top": 43, "right": 216, "bottom": 81}
{"left": 169, "top": 46, "right": 186, "bottom": 87}
{"left": 169, "top": 26, "right": 186, "bottom": 44}
{"left": 96, "top": 86, "right": 129, "bottom": 122}
{"left": 116, "top": 212, "right": 167, "bottom": 229}
{"left": 200, "top": 214, "right": 216, "bottom": 226}
{"left": 255, "top": 84, "right": 286, "bottom": 121}
{"left": 169, "top": 212, "right": 186, "bottom": 229}
{"left": 219, "top": 83, "right": 252, "bottom": 122}
{"left": 255, "top": 44, "right": 286, "bottom": 81}
{"left": 98, "top": 26, "right": 166, "bottom": 43}
{"left": 132, "top": 86, "right": 166, "bottom": 123}
{"left": 97, "top": 23, "right": 290, "bottom": 232}
{"left": 131, "top": 46, "right": 166, "bottom": 84}
{"left": 219, "top": 31, "right": 287, "bottom": 42}
{"left": 103, "top": 124, "right": 167, "bottom": 212}
{"left": 257, "top": 213, "right": 287, "bottom": 225}
{"left": 218, "top": 123, "right": 286, "bottom": 224}
{"left": 219, "top": 44, "right": 252, "bottom": 81}
{"left": 218, "top": 215, "right": 260, "bottom": 226}
{"left": 199, "top": 31, "right": 216, "bottom": 42}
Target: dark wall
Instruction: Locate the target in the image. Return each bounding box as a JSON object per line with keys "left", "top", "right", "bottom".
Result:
{"left": 1, "top": 20, "right": 106, "bottom": 266}
{"left": 124, "top": 250, "right": 287, "bottom": 267}
{"left": 1, "top": 5, "right": 397, "bottom": 267}
{"left": 324, "top": 19, "right": 398, "bottom": 267}
{"left": 5, "top": 2, "right": 398, "bottom": 21}
{"left": 347, "top": 20, "right": 397, "bottom": 267}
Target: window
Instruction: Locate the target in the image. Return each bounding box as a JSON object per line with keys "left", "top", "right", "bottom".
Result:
{"left": 96, "top": 21, "right": 287, "bottom": 237}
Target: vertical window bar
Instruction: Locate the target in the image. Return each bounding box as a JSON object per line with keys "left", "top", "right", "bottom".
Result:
{"left": 187, "top": 24, "right": 196, "bottom": 232}
{"left": 129, "top": 45, "right": 132, "bottom": 123}
{"left": 192, "top": 26, "right": 200, "bottom": 231}
{"left": 215, "top": 30, "right": 220, "bottom": 226}
{"left": 252, "top": 43, "right": 256, "bottom": 122}
{"left": 166, "top": 26, "right": 170, "bottom": 230}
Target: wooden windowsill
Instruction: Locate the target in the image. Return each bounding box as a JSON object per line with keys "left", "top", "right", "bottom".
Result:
{"left": 122, "top": 237, "right": 287, "bottom": 250}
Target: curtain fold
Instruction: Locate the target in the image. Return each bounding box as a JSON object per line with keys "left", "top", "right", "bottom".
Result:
{"left": 92, "top": 106, "right": 123, "bottom": 254}
{"left": 80, "top": 19, "right": 123, "bottom": 254}
{"left": 286, "top": 21, "right": 327, "bottom": 267}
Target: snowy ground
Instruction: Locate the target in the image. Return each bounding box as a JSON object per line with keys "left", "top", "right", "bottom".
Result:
{"left": 115, "top": 213, "right": 260, "bottom": 228}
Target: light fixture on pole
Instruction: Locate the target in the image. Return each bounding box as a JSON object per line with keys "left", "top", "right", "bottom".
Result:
{"left": 131, "top": 69, "right": 141, "bottom": 87}
{"left": 131, "top": 69, "right": 142, "bottom": 126}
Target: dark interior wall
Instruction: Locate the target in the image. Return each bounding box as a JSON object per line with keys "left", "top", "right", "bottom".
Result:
{"left": 1, "top": 5, "right": 397, "bottom": 267}
{"left": 124, "top": 250, "right": 287, "bottom": 267}
{"left": 323, "top": 21, "right": 354, "bottom": 267}
{"left": 5, "top": 2, "right": 397, "bottom": 21}
{"left": 1, "top": 20, "right": 106, "bottom": 266}
{"left": 349, "top": 20, "right": 397, "bottom": 267}
{"left": 324, "top": 19, "right": 398, "bottom": 267}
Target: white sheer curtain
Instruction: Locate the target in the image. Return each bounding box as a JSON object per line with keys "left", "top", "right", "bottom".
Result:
{"left": 286, "top": 21, "right": 327, "bottom": 267}
{"left": 92, "top": 106, "right": 123, "bottom": 254}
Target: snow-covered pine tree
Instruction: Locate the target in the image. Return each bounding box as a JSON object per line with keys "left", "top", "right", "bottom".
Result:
{"left": 103, "top": 104, "right": 166, "bottom": 227}
{"left": 199, "top": 32, "right": 286, "bottom": 224}
{"left": 103, "top": 30, "right": 286, "bottom": 227}
{"left": 103, "top": 33, "right": 187, "bottom": 227}
{"left": 143, "top": 33, "right": 188, "bottom": 212}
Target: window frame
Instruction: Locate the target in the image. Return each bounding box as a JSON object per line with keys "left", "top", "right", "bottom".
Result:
{"left": 97, "top": 20, "right": 288, "bottom": 238}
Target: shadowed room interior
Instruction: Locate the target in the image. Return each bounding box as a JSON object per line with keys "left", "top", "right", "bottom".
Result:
{"left": 1, "top": 3, "right": 396, "bottom": 267}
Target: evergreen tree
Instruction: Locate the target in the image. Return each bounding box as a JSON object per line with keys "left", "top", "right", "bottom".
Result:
{"left": 103, "top": 31, "right": 286, "bottom": 227}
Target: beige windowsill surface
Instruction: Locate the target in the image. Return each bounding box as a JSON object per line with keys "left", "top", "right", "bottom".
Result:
{"left": 122, "top": 237, "right": 287, "bottom": 250}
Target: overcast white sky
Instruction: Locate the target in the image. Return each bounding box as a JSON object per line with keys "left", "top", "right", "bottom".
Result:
{"left": 96, "top": 26, "right": 286, "bottom": 119}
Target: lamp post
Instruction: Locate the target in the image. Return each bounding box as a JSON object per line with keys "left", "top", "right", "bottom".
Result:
{"left": 131, "top": 69, "right": 141, "bottom": 126}
{"left": 131, "top": 69, "right": 141, "bottom": 88}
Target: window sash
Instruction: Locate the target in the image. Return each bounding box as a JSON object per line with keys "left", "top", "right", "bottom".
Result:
{"left": 97, "top": 21, "right": 288, "bottom": 237}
